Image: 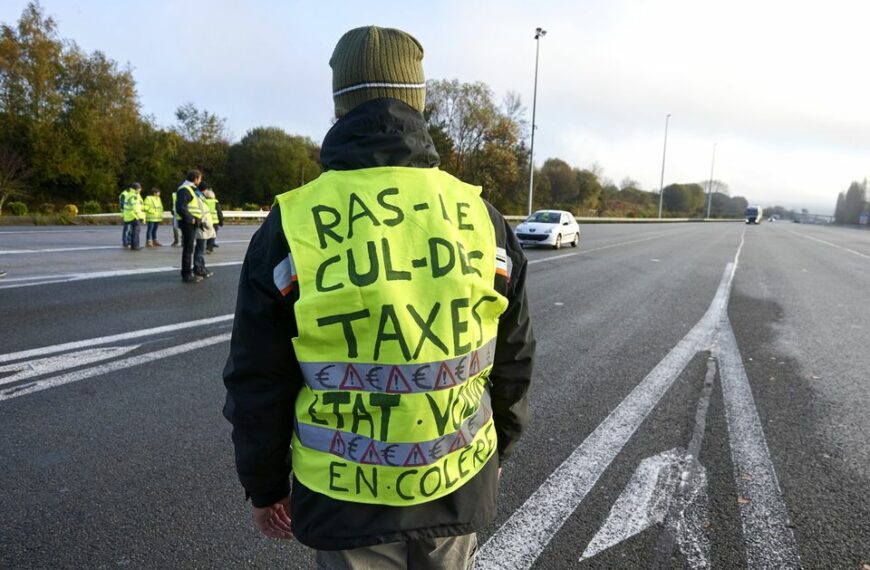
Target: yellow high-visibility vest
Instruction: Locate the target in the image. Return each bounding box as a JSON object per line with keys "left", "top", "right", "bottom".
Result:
{"left": 143, "top": 195, "right": 164, "bottom": 223}
{"left": 123, "top": 191, "right": 143, "bottom": 222}
{"left": 175, "top": 183, "right": 202, "bottom": 221}
{"left": 276, "top": 166, "right": 508, "bottom": 506}
{"left": 205, "top": 197, "right": 218, "bottom": 221}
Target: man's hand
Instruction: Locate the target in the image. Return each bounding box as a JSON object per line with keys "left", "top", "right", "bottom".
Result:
{"left": 253, "top": 495, "right": 294, "bottom": 540}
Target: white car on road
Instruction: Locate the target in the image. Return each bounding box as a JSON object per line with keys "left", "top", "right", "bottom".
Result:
{"left": 514, "top": 210, "right": 580, "bottom": 249}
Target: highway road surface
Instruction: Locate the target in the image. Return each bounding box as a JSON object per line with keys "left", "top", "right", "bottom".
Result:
{"left": 1, "top": 221, "right": 868, "bottom": 569}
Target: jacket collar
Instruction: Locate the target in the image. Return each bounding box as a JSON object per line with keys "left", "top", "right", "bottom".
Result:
{"left": 320, "top": 98, "right": 440, "bottom": 171}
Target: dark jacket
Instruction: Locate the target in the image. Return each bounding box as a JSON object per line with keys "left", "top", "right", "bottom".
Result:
{"left": 223, "top": 98, "right": 535, "bottom": 550}
{"left": 175, "top": 181, "right": 198, "bottom": 226}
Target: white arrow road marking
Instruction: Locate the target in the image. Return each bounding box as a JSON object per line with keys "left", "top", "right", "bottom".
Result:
{"left": 0, "top": 346, "right": 140, "bottom": 386}
{"left": 0, "top": 314, "right": 233, "bottom": 364}
{"left": 0, "top": 333, "right": 230, "bottom": 402}
{"left": 579, "top": 448, "right": 709, "bottom": 568}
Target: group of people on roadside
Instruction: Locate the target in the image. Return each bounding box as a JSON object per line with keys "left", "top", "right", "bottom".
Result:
{"left": 118, "top": 173, "right": 224, "bottom": 283}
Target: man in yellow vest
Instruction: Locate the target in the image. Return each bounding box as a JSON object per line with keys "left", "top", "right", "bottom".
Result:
{"left": 123, "top": 183, "right": 145, "bottom": 251}
{"left": 224, "top": 26, "right": 535, "bottom": 569}
{"left": 175, "top": 169, "right": 212, "bottom": 283}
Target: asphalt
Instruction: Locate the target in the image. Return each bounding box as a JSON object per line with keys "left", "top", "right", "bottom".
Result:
{"left": 0, "top": 220, "right": 868, "bottom": 569}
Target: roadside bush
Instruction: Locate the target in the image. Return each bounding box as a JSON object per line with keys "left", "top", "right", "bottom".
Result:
{"left": 64, "top": 204, "right": 79, "bottom": 216}
{"left": 81, "top": 200, "right": 101, "bottom": 214}
{"left": 243, "top": 202, "right": 259, "bottom": 211}
{"left": 6, "top": 201, "right": 27, "bottom": 216}
{"left": 56, "top": 212, "right": 75, "bottom": 225}
{"left": 39, "top": 203, "right": 56, "bottom": 214}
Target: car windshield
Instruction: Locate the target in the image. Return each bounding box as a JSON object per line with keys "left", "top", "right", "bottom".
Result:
{"left": 525, "top": 212, "right": 561, "bottom": 224}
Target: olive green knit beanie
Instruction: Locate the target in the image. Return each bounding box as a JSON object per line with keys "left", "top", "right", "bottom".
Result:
{"left": 330, "top": 26, "right": 425, "bottom": 117}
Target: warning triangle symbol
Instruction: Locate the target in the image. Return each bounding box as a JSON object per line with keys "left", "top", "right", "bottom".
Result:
{"left": 359, "top": 440, "right": 383, "bottom": 465}
{"left": 403, "top": 443, "right": 428, "bottom": 467}
{"left": 329, "top": 431, "right": 347, "bottom": 457}
{"left": 340, "top": 364, "right": 365, "bottom": 390}
{"left": 434, "top": 361, "right": 458, "bottom": 390}
{"left": 469, "top": 352, "right": 481, "bottom": 377}
{"left": 386, "top": 366, "right": 413, "bottom": 393}
{"left": 448, "top": 431, "right": 468, "bottom": 453}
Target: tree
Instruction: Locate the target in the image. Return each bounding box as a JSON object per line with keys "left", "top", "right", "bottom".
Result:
{"left": 0, "top": 2, "right": 142, "bottom": 204}
{"left": 228, "top": 127, "right": 320, "bottom": 206}
{"left": 0, "top": 147, "right": 30, "bottom": 214}
{"left": 843, "top": 181, "right": 866, "bottom": 224}
{"left": 174, "top": 102, "right": 227, "bottom": 144}
{"left": 662, "top": 183, "right": 705, "bottom": 216}
{"left": 834, "top": 192, "right": 846, "bottom": 224}
{"left": 540, "top": 158, "right": 575, "bottom": 207}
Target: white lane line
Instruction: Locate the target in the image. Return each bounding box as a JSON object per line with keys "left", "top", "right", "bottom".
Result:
{"left": 0, "top": 245, "right": 120, "bottom": 255}
{"left": 475, "top": 260, "right": 736, "bottom": 570}
{"left": 0, "top": 333, "right": 231, "bottom": 402}
{"left": 715, "top": 322, "right": 801, "bottom": 568}
{"left": 0, "top": 229, "right": 111, "bottom": 234}
{"left": 786, "top": 229, "right": 870, "bottom": 261}
{"left": 0, "top": 314, "right": 233, "bottom": 364}
{"left": 0, "top": 261, "right": 243, "bottom": 289}
{"left": 0, "top": 346, "right": 140, "bottom": 386}
{"left": 527, "top": 230, "right": 693, "bottom": 266}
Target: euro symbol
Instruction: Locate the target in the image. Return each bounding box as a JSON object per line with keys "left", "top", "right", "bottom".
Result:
{"left": 381, "top": 444, "right": 399, "bottom": 466}
{"left": 454, "top": 356, "right": 467, "bottom": 381}
{"left": 412, "top": 365, "right": 431, "bottom": 390}
{"left": 365, "top": 366, "right": 383, "bottom": 390}
{"left": 315, "top": 364, "right": 336, "bottom": 388}
{"left": 429, "top": 436, "right": 446, "bottom": 461}
{"left": 347, "top": 436, "right": 363, "bottom": 461}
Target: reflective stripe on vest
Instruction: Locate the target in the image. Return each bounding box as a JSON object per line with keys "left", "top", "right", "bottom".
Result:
{"left": 276, "top": 166, "right": 508, "bottom": 507}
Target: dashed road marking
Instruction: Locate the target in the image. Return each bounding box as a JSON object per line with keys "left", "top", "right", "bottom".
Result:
{"left": 786, "top": 229, "right": 870, "bottom": 261}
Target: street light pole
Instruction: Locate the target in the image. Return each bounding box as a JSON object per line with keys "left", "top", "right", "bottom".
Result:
{"left": 706, "top": 143, "right": 717, "bottom": 219}
{"left": 657, "top": 113, "right": 671, "bottom": 219}
{"left": 527, "top": 27, "right": 546, "bottom": 216}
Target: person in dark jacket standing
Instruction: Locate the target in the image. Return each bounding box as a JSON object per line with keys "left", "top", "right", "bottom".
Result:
{"left": 175, "top": 169, "right": 210, "bottom": 283}
{"left": 223, "top": 26, "right": 535, "bottom": 570}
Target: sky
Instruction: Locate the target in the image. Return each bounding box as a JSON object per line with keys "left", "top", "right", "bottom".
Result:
{"left": 3, "top": 0, "right": 869, "bottom": 214}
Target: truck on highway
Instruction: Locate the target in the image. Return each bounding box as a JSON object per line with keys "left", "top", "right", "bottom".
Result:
{"left": 745, "top": 205, "right": 763, "bottom": 224}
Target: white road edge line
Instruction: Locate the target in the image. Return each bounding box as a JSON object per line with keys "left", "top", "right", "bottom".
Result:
{"left": 0, "top": 314, "right": 233, "bottom": 364}
{"left": 0, "top": 333, "right": 231, "bottom": 402}
{"left": 786, "top": 229, "right": 870, "bottom": 261}
{"left": 715, "top": 319, "right": 801, "bottom": 568}
{"left": 0, "top": 245, "right": 121, "bottom": 255}
{"left": 478, "top": 229, "right": 800, "bottom": 570}
{"left": 0, "top": 261, "right": 243, "bottom": 289}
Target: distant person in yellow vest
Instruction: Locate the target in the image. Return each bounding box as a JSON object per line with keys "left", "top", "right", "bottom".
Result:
{"left": 123, "top": 183, "right": 146, "bottom": 251}
{"left": 202, "top": 187, "right": 223, "bottom": 253}
{"left": 119, "top": 183, "right": 137, "bottom": 248}
{"left": 143, "top": 188, "right": 165, "bottom": 247}
{"left": 223, "top": 26, "right": 535, "bottom": 569}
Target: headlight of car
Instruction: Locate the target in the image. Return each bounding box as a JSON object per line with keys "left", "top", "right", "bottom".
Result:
{"left": 543, "top": 228, "right": 552, "bottom": 234}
